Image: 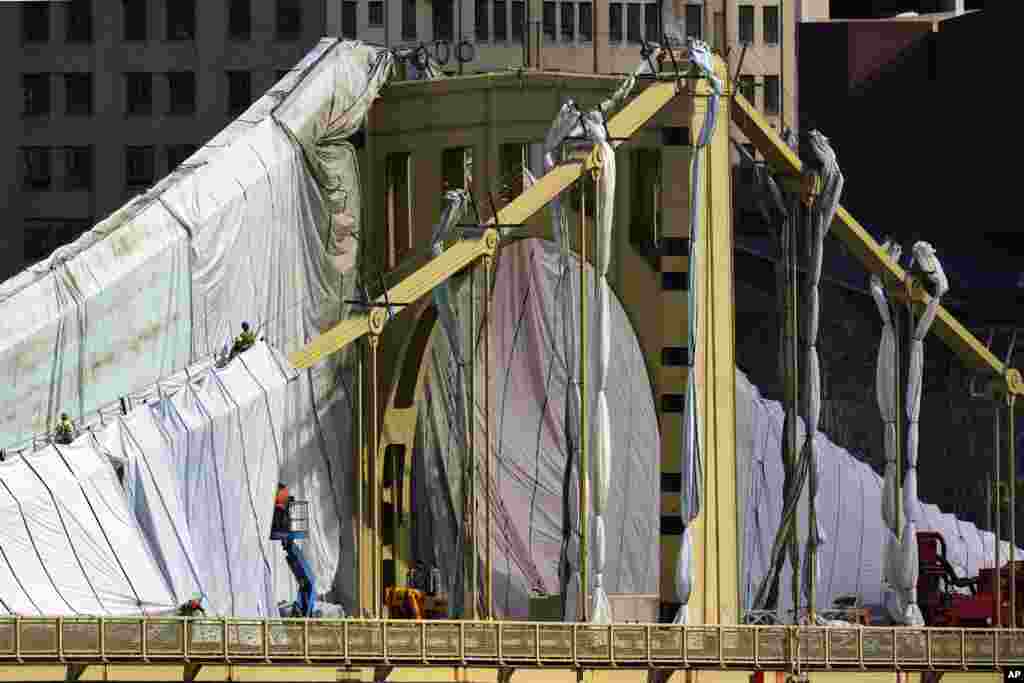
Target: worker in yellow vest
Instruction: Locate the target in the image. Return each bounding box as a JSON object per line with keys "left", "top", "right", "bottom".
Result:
{"left": 54, "top": 413, "right": 74, "bottom": 445}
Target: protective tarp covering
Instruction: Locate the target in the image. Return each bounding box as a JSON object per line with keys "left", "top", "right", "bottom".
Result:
{"left": 91, "top": 342, "right": 332, "bottom": 618}
{"left": 0, "top": 39, "right": 393, "bottom": 612}
{"left": 0, "top": 443, "right": 175, "bottom": 615}
{"left": 737, "top": 370, "right": 1022, "bottom": 618}
{"left": 410, "top": 238, "right": 660, "bottom": 620}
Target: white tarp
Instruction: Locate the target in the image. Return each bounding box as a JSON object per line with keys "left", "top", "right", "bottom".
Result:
{"left": 738, "top": 370, "right": 1022, "bottom": 617}
{"left": 95, "top": 342, "right": 310, "bottom": 618}
{"left": 0, "top": 443, "right": 175, "bottom": 615}
{"left": 0, "top": 40, "right": 393, "bottom": 613}
{"left": 411, "top": 238, "right": 660, "bottom": 619}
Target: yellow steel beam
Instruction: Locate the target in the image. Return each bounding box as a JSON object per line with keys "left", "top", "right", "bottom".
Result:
{"left": 288, "top": 231, "right": 499, "bottom": 369}
{"left": 730, "top": 92, "right": 1021, "bottom": 389}
{"left": 290, "top": 80, "right": 683, "bottom": 370}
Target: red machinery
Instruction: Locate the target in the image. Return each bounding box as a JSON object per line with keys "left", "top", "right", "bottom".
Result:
{"left": 917, "top": 531, "right": 1024, "bottom": 627}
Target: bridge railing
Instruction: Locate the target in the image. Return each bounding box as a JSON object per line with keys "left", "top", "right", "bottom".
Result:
{"left": 2, "top": 618, "right": 1024, "bottom": 670}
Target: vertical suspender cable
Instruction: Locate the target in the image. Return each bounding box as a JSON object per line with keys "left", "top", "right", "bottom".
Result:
{"left": 995, "top": 398, "right": 1002, "bottom": 627}
{"left": 370, "top": 334, "right": 381, "bottom": 619}
{"left": 469, "top": 263, "right": 479, "bottom": 620}
{"left": 484, "top": 256, "right": 494, "bottom": 619}
{"left": 356, "top": 339, "right": 365, "bottom": 617}
{"left": 1010, "top": 393, "right": 1017, "bottom": 627}
{"left": 578, "top": 174, "right": 589, "bottom": 623}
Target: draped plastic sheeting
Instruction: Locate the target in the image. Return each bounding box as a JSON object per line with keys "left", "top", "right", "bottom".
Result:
{"left": 738, "top": 370, "right": 1022, "bottom": 618}
{"left": 94, "top": 342, "right": 337, "bottom": 618}
{"left": 674, "top": 38, "right": 722, "bottom": 626}
{"left": 411, "top": 238, "right": 660, "bottom": 620}
{"left": 0, "top": 443, "right": 175, "bottom": 615}
{"left": 0, "top": 39, "right": 392, "bottom": 613}
{"left": 0, "top": 38, "right": 390, "bottom": 454}
{"left": 797, "top": 130, "right": 845, "bottom": 615}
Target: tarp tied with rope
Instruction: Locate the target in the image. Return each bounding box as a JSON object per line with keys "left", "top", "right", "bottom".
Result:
{"left": 0, "top": 443, "right": 175, "bottom": 615}
{"left": 0, "top": 40, "right": 398, "bottom": 614}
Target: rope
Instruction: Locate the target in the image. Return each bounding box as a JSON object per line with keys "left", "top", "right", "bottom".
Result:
{"left": 0, "top": 473, "right": 82, "bottom": 614}
{"left": 19, "top": 452, "right": 109, "bottom": 614}
{"left": 52, "top": 444, "right": 146, "bottom": 612}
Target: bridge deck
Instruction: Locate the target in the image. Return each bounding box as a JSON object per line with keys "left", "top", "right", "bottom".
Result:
{"left": 1, "top": 618, "right": 1024, "bottom": 673}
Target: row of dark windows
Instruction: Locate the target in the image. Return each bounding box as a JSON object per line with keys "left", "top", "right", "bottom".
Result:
{"left": 23, "top": 218, "right": 95, "bottom": 262}
{"left": 21, "top": 72, "right": 258, "bottom": 118}
{"left": 18, "top": 144, "right": 198, "bottom": 193}
{"left": 330, "top": 0, "right": 777, "bottom": 47}
{"left": 21, "top": 0, "right": 307, "bottom": 44}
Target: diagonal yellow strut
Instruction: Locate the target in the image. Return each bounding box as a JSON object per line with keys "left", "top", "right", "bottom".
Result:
{"left": 289, "top": 80, "right": 683, "bottom": 369}
{"left": 730, "top": 92, "right": 1021, "bottom": 391}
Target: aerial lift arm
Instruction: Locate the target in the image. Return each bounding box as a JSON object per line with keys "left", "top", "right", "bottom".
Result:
{"left": 730, "top": 93, "right": 1023, "bottom": 393}
{"left": 288, "top": 80, "right": 684, "bottom": 369}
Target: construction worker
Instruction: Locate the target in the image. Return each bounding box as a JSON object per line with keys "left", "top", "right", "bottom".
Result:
{"left": 177, "top": 595, "right": 205, "bottom": 617}
{"left": 273, "top": 482, "right": 290, "bottom": 533}
{"left": 229, "top": 322, "right": 257, "bottom": 361}
{"left": 54, "top": 413, "right": 74, "bottom": 445}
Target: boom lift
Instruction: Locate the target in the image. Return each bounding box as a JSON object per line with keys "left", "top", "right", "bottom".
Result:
{"left": 270, "top": 500, "right": 317, "bottom": 618}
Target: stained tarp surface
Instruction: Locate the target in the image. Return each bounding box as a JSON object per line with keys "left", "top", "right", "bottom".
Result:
{"left": 0, "top": 443, "right": 175, "bottom": 615}
{"left": 0, "top": 40, "right": 392, "bottom": 612}
{"left": 411, "top": 238, "right": 661, "bottom": 619}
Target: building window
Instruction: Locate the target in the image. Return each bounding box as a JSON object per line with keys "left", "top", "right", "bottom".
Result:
{"left": 166, "top": 0, "right": 196, "bottom": 40}
{"left": 738, "top": 5, "right": 754, "bottom": 44}
{"left": 476, "top": 0, "right": 489, "bottom": 40}
{"left": 342, "top": 1, "right": 358, "bottom": 38}
{"left": 62, "top": 146, "right": 93, "bottom": 191}
{"left": 662, "top": 346, "right": 688, "bottom": 367}
{"left": 513, "top": 1, "right": 526, "bottom": 41}
{"left": 627, "top": 3, "right": 641, "bottom": 43}
{"left": 542, "top": 2, "right": 555, "bottom": 41}
{"left": 369, "top": 1, "right": 384, "bottom": 26}
{"left": 66, "top": 0, "right": 93, "bottom": 43}
{"left": 661, "top": 272, "right": 687, "bottom": 290}
{"left": 167, "top": 71, "right": 196, "bottom": 115}
{"left": 64, "top": 74, "right": 93, "bottom": 116}
{"left": 764, "top": 6, "right": 779, "bottom": 45}
{"left": 402, "top": 0, "right": 417, "bottom": 40}
{"left": 386, "top": 153, "right": 413, "bottom": 267}
{"left": 276, "top": 0, "right": 303, "bottom": 39}
{"left": 20, "top": 147, "right": 52, "bottom": 190}
{"left": 662, "top": 236, "right": 689, "bottom": 256}
{"left": 24, "top": 219, "right": 92, "bottom": 262}
{"left": 644, "top": 3, "right": 659, "bottom": 41}
{"left": 496, "top": 0, "right": 509, "bottom": 40}
{"left": 227, "top": 71, "right": 252, "bottom": 115}
{"left": 442, "top": 147, "right": 472, "bottom": 193}
{"left": 561, "top": 3, "right": 575, "bottom": 42}
{"left": 764, "top": 75, "right": 780, "bottom": 114}
{"left": 433, "top": 0, "right": 454, "bottom": 41}
{"left": 662, "top": 126, "right": 690, "bottom": 146}
{"left": 166, "top": 143, "right": 198, "bottom": 171}
{"left": 229, "top": 0, "right": 251, "bottom": 39}
{"left": 609, "top": 3, "right": 622, "bottom": 42}
{"left": 661, "top": 393, "right": 685, "bottom": 412}
{"left": 125, "top": 146, "right": 155, "bottom": 190}
{"left": 22, "top": 74, "right": 51, "bottom": 117}
{"left": 578, "top": 2, "right": 592, "bottom": 41}
{"left": 739, "top": 74, "right": 756, "bottom": 104}
{"left": 123, "top": 0, "right": 146, "bottom": 41}
{"left": 713, "top": 10, "right": 724, "bottom": 51}
{"left": 124, "top": 72, "right": 153, "bottom": 115}
{"left": 499, "top": 143, "right": 527, "bottom": 203}
{"left": 631, "top": 149, "right": 661, "bottom": 249}
{"left": 22, "top": 3, "right": 50, "bottom": 43}
{"left": 685, "top": 3, "right": 702, "bottom": 40}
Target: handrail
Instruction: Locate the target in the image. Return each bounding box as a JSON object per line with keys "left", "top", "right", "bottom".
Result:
{"left": 1, "top": 618, "right": 1023, "bottom": 672}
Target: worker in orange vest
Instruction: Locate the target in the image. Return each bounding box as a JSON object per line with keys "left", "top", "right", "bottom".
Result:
{"left": 273, "top": 482, "right": 290, "bottom": 533}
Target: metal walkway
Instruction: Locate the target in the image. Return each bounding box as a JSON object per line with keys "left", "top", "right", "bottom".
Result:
{"left": 2, "top": 618, "right": 1024, "bottom": 673}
